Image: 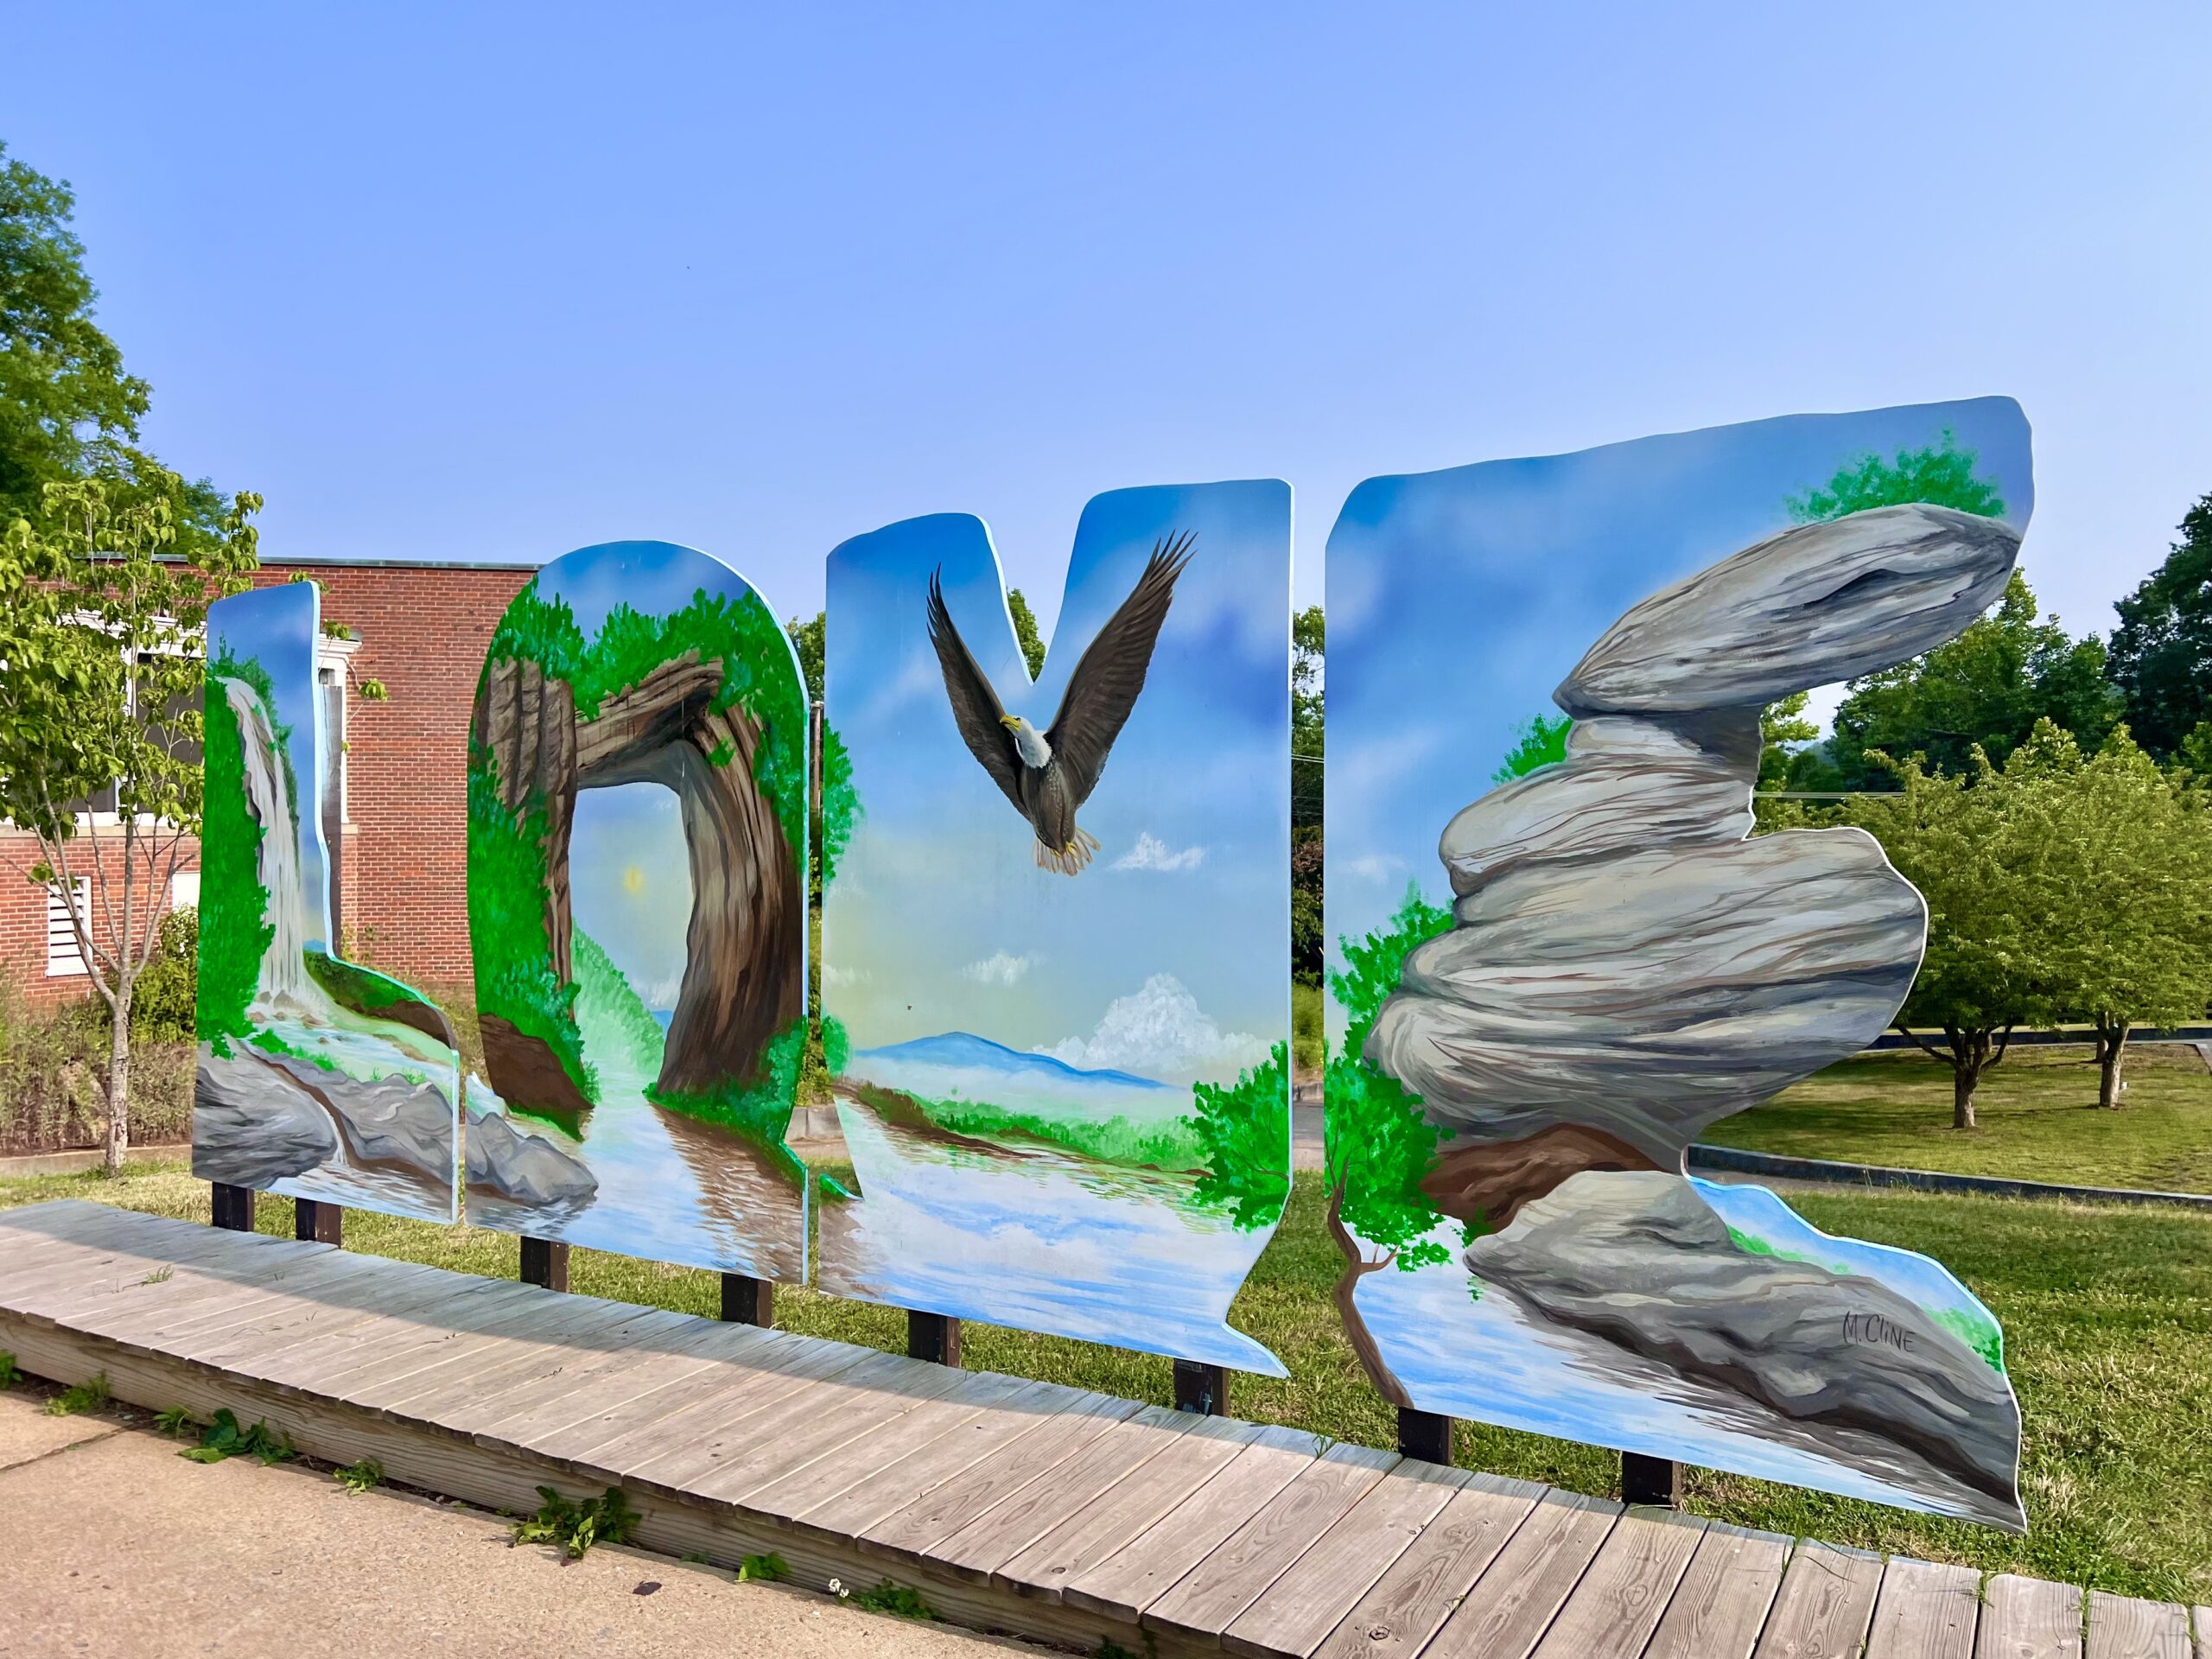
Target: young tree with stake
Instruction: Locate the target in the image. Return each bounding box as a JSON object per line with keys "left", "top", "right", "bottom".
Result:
{"left": 0, "top": 467, "right": 260, "bottom": 1172}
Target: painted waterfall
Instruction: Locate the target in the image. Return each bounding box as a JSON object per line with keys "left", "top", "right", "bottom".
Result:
{"left": 820, "top": 483, "right": 1294, "bottom": 1371}
{"left": 463, "top": 541, "right": 811, "bottom": 1279}
{"left": 1323, "top": 402, "right": 2031, "bottom": 1528}
{"left": 194, "top": 582, "right": 461, "bottom": 1223}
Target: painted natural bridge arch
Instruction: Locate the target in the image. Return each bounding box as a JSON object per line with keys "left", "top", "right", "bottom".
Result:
{"left": 467, "top": 583, "right": 804, "bottom": 1132}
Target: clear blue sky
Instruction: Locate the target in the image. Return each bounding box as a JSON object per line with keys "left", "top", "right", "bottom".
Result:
{"left": 8, "top": 3, "right": 2208, "bottom": 657}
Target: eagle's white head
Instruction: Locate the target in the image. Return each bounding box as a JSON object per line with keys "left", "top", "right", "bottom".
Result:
{"left": 1000, "top": 714, "right": 1052, "bottom": 768}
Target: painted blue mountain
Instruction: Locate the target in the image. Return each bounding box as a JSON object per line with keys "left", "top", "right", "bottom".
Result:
{"left": 855, "top": 1032, "right": 1172, "bottom": 1093}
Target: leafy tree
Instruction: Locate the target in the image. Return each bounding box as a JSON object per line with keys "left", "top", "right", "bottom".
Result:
{"left": 1006, "top": 588, "right": 1046, "bottom": 679}
{"left": 0, "top": 144, "right": 230, "bottom": 556}
{"left": 1785, "top": 429, "right": 2005, "bottom": 524}
{"left": 1290, "top": 828, "right": 1322, "bottom": 985}
{"left": 1491, "top": 713, "right": 1570, "bottom": 784}
{"left": 785, "top": 610, "right": 823, "bottom": 703}
{"left": 2004, "top": 722, "right": 2212, "bottom": 1109}
{"left": 1826, "top": 571, "right": 2120, "bottom": 788}
{"left": 1837, "top": 751, "right": 2053, "bottom": 1128}
{"left": 2106, "top": 493, "right": 2212, "bottom": 759}
{"left": 1292, "top": 603, "right": 1323, "bottom": 829}
{"left": 1323, "top": 884, "right": 1453, "bottom": 1404}
{"left": 1758, "top": 691, "right": 1821, "bottom": 789}
{"left": 0, "top": 469, "right": 260, "bottom": 1172}
{"left": 1186, "top": 1043, "right": 1291, "bottom": 1230}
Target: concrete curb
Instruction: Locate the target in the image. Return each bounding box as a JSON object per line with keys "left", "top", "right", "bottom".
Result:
{"left": 0, "top": 1146, "right": 190, "bottom": 1179}
{"left": 1687, "top": 1143, "right": 2212, "bottom": 1211}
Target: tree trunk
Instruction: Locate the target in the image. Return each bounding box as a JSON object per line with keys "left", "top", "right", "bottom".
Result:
{"left": 104, "top": 983, "right": 132, "bottom": 1177}
{"left": 1323, "top": 1179, "right": 1412, "bottom": 1408}
{"left": 2096, "top": 1019, "right": 2130, "bottom": 1109}
{"left": 1953, "top": 1060, "right": 1979, "bottom": 1131}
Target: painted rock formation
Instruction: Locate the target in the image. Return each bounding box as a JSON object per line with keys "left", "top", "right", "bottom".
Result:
{"left": 1357, "top": 499, "right": 2027, "bottom": 1526}
{"left": 1468, "top": 1171, "right": 2021, "bottom": 1522}
{"left": 464, "top": 1107, "right": 600, "bottom": 1206}
{"left": 1370, "top": 502, "right": 2024, "bottom": 1176}
{"left": 194, "top": 1051, "right": 338, "bottom": 1185}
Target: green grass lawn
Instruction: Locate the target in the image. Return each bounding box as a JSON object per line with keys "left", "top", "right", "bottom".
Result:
{"left": 3, "top": 1161, "right": 2206, "bottom": 1603}
{"left": 1704, "top": 1044, "right": 2212, "bottom": 1193}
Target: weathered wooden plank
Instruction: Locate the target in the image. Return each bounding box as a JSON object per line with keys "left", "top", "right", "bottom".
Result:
{"left": 1308, "top": 1470, "right": 1546, "bottom": 1659}
{"left": 1867, "top": 1557, "right": 1980, "bottom": 1659}
{"left": 1417, "top": 1489, "right": 1621, "bottom": 1659}
{"left": 858, "top": 1393, "right": 1147, "bottom": 1566}
{"left": 39, "top": 1253, "right": 397, "bottom": 1374}
{"left": 1642, "top": 1523, "right": 1792, "bottom": 1659}
{"left": 382, "top": 1300, "right": 696, "bottom": 1421}
{"left": 149, "top": 1255, "right": 449, "bottom": 1358}
{"left": 2194, "top": 1608, "right": 2212, "bottom": 1659}
{"left": 546, "top": 1336, "right": 887, "bottom": 1479}
{"left": 789, "top": 1377, "right": 1078, "bottom": 1541}
{"left": 1064, "top": 1425, "right": 1329, "bottom": 1624}
{"left": 449, "top": 1316, "right": 744, "bottom": 1443}
{"left": 11, "top": 1227, "right": 346, "bottom": 1327}
{"left": 1143, "top": 1442, "right": 1402, "bottom": 1647}
{"left": 1975, "top": 1573, "right": 2083, "bottom": 1659}
{"left": 931, "top": 1405, "right": 1200, "bottom": 1584}
{"left": 0, "top": 1211, "right": 250, "bottom": 1297}
{"left": 1753, "top": 1540, "right": 1885, "bottom": 1659}
{"left": 1527, "top": 1506, "right": 1707, "bottom": 1659}
{"left": 1221, "top": 1459, "right": 1468, "bottom": 1659}
{"left": 219, "top": 1277, "right": 548, "bottom": 1389}
{"left": 995, "top": 1414, "right": 1268, "bottom": 1603}
{"left": 746, "top": 1368, "right": 1046, "bottom": 1525}
{"left": 461, "top": 1325, "right": 766, "bottom": 1453}
{"left": 2087, "top": 1592, "right": 2191, "bottom": 1659}
{"left": 613, "top": 1345, "right": 931, "bottom": 1491}
{"left": 680, "top": 1353, "right": 988, "bottom": 1505}
{"left": 289, "top": 1281, "right": 631, "bottom": 1401}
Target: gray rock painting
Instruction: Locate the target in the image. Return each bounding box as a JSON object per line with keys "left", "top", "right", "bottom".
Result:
{"left": 1364, "top": 499, "right": 2029, "bottom": 1529}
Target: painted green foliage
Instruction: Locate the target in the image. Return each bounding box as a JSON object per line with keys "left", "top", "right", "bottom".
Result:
{"left": 1187, "top": 1043, "right": 1292, "bottom": 1230}
{"left": 1325, "top": 885, "right": 1454, "bottom": 1271}
{"left": 195, "top": 647, "right": 282, "bottom": 1051}
{"left": 1786, "top": 429, "right": 2005, "bottom": 524}
{"left": 1491, "top": 713, "right": 1572, "bottom": 785}
{"left": 467, "top": 755, "right": 593, "bottom": 1098}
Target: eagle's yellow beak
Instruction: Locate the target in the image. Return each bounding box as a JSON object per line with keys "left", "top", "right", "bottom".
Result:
{"left": 999, "top": 715, "right": 1020, "bottom": 729}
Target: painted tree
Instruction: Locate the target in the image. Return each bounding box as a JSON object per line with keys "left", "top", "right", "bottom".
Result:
{"left": 1840, "top": 750, "right": 2053, "bottom": 1128}
{"left": 0, "top": 469, "right": 260, "bottom": 1171}
{"left": 1187, "top": 1043, "right": 1291, "bottom": 1231}
{"left": 1322, "top": 885, "right": 1452, "bottom": 1403}
{"left": 2004, "top": 722, "right": 2212, "bottom": 1108}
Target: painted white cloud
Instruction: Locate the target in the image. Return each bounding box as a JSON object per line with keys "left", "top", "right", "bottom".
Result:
{"left": 1112, "top": 832, "right": 1206, "bottom": 873}
{"left": 821, "top": 963, "right": 871, "bottom": 989}
{"left": 1044, "top": 973, "right": 1267, "bottom": 1079}
{"left": 1344, "top": 853, "right": 1408, "bottom": 885}
{"left": 962, "top": 950, "right": 1039, "bottom": 987}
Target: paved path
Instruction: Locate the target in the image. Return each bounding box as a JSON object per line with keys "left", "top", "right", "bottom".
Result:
{"left": 0, "top": 1389, "right": 1029, "bottom": 1658}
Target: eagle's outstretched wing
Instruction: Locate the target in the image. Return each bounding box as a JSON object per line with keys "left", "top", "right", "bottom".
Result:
{"left": 1046, "top": 531, "right": 1195, "bottom": 806}
{"left": 927, "top": 568, "right": 1026, "bottom": 813}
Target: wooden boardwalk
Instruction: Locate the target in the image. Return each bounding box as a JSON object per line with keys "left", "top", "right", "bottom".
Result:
{"left": 0, "top": 1200, "right": 2199, "bottom": 1659}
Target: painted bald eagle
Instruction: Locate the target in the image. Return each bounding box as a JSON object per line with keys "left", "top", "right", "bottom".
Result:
{"left": 927, "top": 532, "right": 1195, "bottom": 874}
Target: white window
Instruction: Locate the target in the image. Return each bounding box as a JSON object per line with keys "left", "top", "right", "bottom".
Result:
{"left": 169, "top": 870, "right": 200, "bottom": 909}
{"left": 46, "top": 879, "right": 89, "bottom": 977}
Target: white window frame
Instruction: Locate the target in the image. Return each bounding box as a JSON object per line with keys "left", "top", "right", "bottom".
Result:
{"left": 46, "top": 877, "right": 90, "bottom": 977}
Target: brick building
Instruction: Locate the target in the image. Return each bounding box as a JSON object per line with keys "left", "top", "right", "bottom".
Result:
{"left": 0, "top": 557, "right": 535, "bottom": 1009}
